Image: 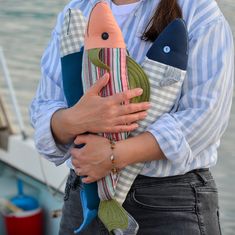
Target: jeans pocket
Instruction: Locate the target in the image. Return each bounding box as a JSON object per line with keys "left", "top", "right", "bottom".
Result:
{"left": 131, "top": 184, "right": 195, "bottom": 212}
{"left": 192, "top": 180, "right": 221, "bottom": 235}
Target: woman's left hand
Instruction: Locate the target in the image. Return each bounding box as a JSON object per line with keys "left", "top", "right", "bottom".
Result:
{"left": 71, "top": 134, "right": 113, "bottom": 183}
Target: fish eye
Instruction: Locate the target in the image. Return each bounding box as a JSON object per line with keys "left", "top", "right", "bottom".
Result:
{"left": 163, "top": 46, "right": 171, "bottom": 53}
{"left": 102, "top": 32, "right": 109, "bottom": 40}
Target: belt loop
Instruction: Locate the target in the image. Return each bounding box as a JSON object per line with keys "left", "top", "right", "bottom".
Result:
{"left": 194, "top": 169, "right": 208, "bottom": 185}
{"left": 71, "top": 169, "right": 82, "bottom": 190}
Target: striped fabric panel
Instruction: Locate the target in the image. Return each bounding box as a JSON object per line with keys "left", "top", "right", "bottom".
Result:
{"left": 82, "top": 48, "right": 129, "bottom": 200}
{"left": 115, "top": 57, "right": 186, "bottom": 205}
{"left": 98, "top": 173, "right": 116, "bottom": 200}
{"left": 115, "top": 163, "right": 143, "bottom": 204}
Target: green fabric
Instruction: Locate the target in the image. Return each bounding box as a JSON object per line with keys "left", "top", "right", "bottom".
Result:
{"left": 88, "top": 48, "right": 110, "bottom": 71}
{"left": 98, "top": 199, "right": 129, "bottom": 232}
{"left": 127, "top": 56, "right": 150, "bottom": 103}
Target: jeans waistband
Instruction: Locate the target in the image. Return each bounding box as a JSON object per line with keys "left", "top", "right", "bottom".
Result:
{"left": 133, "top": 168, "right": 212, "bottom": 188}
{"left": 69, "top": 168, "right": 212, "bottom": 189}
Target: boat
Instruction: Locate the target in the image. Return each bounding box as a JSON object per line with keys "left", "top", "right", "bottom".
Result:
{"left": 0, "top": 47, "right": 68, "bottom": 235}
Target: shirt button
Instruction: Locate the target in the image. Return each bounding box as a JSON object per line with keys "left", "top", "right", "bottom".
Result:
{"left": 163, "top": 46, "right": 171, "bottom": 53}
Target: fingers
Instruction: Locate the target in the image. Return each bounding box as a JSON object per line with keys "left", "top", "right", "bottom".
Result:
{"left": 114, "top": 111, "right": 147, "bottom": 126}
{"left": 74, "top": 135, "right": 88, "bottom": 145}
{"left": 71, "top": 148, "right": 80, "bottom": 165}
{"left": 108, "top": 88, "right": 143, "bottom": 104}
{"left": 73, "top": 134, "right": 106, "bottom": 146}
{"left": 87, "top": 73, "right": 109, "bottom": 95}
{"left": 74, "top": 167, "right": 81, "bottom": 176}
{"left": 105, "top": 123, "right": 139, "bottom": 133}
{"left": 74, "top": 166, "right": 97, "bottom": 183}
{"left": 118, "top": 102, "right": 150, "bottom": 116}
{"left": 82, "top": 176, "right": 96, "bottom": 184}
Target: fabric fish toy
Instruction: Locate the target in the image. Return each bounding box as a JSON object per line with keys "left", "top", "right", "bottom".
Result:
{"left": 115, "top": 18, "right": 189, "bottom": 208}
{"left": 60, "top": 1, "right": 188, "bottom": 234}
{"left": 82, "top": 1, "right": 150, "bottom": 234}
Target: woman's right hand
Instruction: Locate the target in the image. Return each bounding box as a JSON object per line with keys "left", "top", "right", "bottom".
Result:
{"left": 51, "top": 73, "right": 150, "bottom": 144}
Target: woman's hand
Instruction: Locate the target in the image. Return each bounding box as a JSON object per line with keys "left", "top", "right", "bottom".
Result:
{"left": 71, "top": 134, "right": 113, "bottom": 183}
{"left": 68, "top": 73, "right": 150, "bottom": 135}
{"left": 51, "top": 73, "right": 150, "bottom": 145}
{"left": 71, "top": 132, "right": 166, "bottom": 184}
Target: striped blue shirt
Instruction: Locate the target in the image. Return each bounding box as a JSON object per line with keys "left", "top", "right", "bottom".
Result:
{"left": 30, "top": 0, "right": 234, "bottom": 177}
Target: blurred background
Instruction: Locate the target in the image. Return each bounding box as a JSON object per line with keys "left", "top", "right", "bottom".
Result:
{"left": 0, "top": 0, "right": 234, "bottom": 234}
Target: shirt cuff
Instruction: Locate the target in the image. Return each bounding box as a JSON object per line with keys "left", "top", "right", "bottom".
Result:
{"left": 147, "top": 113, "right": 193, "bottom": 170}
{"left": 34, "top": 104, "right": 70, "bottom": 165}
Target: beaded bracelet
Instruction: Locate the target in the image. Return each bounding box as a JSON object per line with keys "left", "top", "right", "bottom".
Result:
{"left": 109, "top": 139, "right": 119, "bottom": 174}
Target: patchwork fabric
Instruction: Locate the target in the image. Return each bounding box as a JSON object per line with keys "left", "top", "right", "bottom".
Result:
{"left": 81, "top": 2, "right": 139, "bottom": 232}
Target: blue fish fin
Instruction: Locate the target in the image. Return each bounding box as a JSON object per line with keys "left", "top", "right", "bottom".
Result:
{"left": 74, "top": 189, "right": 98, "bottom": 234}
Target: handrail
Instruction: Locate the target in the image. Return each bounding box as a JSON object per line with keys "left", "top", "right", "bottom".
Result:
{"left": 0, "top": 47, "right": 27, "bottom": 139}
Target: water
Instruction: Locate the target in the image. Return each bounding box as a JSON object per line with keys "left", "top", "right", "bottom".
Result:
{"left": 0, "top": 0, "right": 235, "bottom": 234}
{"left": 0, "top": 0, "right": 68, "bottom": 135}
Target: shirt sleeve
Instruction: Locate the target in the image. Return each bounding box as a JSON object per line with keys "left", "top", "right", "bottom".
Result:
{"left": 147, "top": 17, "right": 234, "bottom": 172}
{"left": 29, "top": 12, "right": 70, "bottom": 165}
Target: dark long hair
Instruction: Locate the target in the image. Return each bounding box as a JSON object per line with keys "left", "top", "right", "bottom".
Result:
{"left": 142, "top": 0, "right": 182, "bottom": 41}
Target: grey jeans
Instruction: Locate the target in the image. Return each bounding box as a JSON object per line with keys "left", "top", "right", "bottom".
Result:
{"left": 59, "top": 169, "right": 222, "bottom": 235}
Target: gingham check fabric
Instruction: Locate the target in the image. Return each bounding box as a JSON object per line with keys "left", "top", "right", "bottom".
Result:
{"left": 115, "top": 57, "right": 186, "bottom": 205}
{"left": 60, "top": 8, "right": 86, "bottom": 57}
{"left": 132, "top": 58, "right": 185, "bottom": 135}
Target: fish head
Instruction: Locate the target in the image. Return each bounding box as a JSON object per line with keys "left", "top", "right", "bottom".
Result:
{"left": 85, "top": 1, "right": 126, "bottom": 50}
{"left": 146, "top": 19, "right": 189, "bottom": 70}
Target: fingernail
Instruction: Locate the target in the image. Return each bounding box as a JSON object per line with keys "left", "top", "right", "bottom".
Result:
{"left": 140, "top": 113, "right": 147, "bottom": 119}
{"left": 133, "top": 123, "right": 139, "bottom": 128}
{"left": 137, "top": 88, "right": 143, "bottom": 95}
{"left": 103, "top": 73, "right": 109, "bottom": 79}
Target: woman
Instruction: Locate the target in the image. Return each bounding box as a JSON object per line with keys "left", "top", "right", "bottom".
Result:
{"left": 30, "top": 0, "right": 234, "bottom": 234}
